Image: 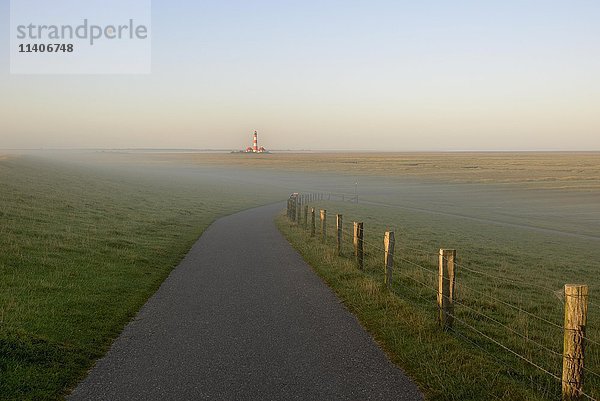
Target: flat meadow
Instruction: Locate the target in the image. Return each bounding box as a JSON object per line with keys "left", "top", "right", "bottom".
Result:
{"left": 0, "top": 153, "right": 285, "bottom": 400}
{"left": 1, "top": 151, "right": 599, "bottom": 400}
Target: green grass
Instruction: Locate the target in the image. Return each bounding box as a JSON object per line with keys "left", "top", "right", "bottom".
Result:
{"left": 277, "top": 200, "right": 600, "bottom": 401}
{"left": 3, "top": 151, "right": 599, "bottom": 400}
{"left": 0, "top": 156, "right": 283, "bottom": 400}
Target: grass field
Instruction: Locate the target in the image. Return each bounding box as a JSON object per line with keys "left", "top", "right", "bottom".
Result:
{"left": 135, "top": 151, "right": 600, "bottom": 188}
{"left": 277, "top": 196, "right": 600, "bottom": 400}
{"left": 2, "top": 151, "right": 599, "bottom": 400}
{"left": 256, "top": 151, "right": 600, "bottom": 401}
{"left": 0, "top": 155, "right": 284, "bottom": 400}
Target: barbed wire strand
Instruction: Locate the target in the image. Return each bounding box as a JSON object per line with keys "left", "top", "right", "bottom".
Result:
{"left": 439, "top": 254, "right": 560, "bottom": 294}
{"left": 294, "top": 214, "right": 598, "bottom": 336}
{"left": 312, "top": 220, "right": 567, "bottom": 332}
{"left": 395, "top": 271, "right": 438, "bottom": 295}
{"left": 582, "top": 365, "right": 600, "bottom": 381}
{"left": 448, "top": 296, "right": 562, "bottom": 358}
{"left": 447, "top": 311, "right": 562, "bottom": 381}
{"left": 316, "top": 207, "right": 572, "bottom": 296}
{"left": 290, "top": 214, "right": 600, "bottom": 400}
{"left": 446, "top": 325, "right": 532, "bottom": 401}
{"left": 328, "top": 227, "right": 600, "bottom": 350}
{"left": 290, "top": 205, "right": 600, "bottom": 400}
{"left": 583, "top": 335, "right": 600, "bottom": 348}
{"left": 453, "top": 281, "right": 564, "bottom": 331}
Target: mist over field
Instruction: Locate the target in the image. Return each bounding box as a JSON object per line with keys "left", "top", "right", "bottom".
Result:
{"left": 7, "top": 149, "right": 599, "bottom": 247}
{"left": 1, "top": 150, "right": 599, "bottom": 400}
{"left": 43, "top": 150, "right": 600, "bottom": 237}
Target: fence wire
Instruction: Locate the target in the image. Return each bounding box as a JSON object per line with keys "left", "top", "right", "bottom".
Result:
{"left": 289, "top": 196, "right": 599, "bottom": 400}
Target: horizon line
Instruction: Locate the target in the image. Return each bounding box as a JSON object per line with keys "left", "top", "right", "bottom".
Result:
{"left": 2, "top": 148, "right": 600, "bottom": 153}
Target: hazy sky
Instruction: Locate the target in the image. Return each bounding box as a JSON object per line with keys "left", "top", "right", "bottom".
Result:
{"left": 1, "top": 0, "right": 599, "bottom": 151}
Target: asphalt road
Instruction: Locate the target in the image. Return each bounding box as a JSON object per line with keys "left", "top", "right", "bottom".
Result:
{"left": 69, "top": 203, "right": 423, "bottom": 401}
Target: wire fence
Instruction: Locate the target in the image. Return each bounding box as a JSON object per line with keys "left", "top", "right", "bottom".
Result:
{"left": 286, "top": 192, "right": 599, "bottom": 401}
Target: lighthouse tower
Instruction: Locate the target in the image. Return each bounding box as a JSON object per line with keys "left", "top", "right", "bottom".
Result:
{"left": 252, "top": 130, "right": 258, "bottom": 152}
{"left": 241, "top": 130, "right": 268, "bottom": 153}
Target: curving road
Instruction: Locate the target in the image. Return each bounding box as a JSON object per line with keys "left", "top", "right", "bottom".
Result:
{"left": 69, "top": 202, "right": 423, "bottom": 401}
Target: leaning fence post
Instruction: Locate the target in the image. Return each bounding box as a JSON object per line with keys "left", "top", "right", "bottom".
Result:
{"left": 438, "top": 249, "right": 456, "bottom": 330}
{"left": 562, "top": 284, "right": 589, "bottom": 401}
{"left": 353, "top": 222, "right": 364, "bottom": 269}
{"left": 336, "top": 214, "right": 343, "bottom": 256}
{"left": 320, "top": 210, "right": 327, "bottom": 243}
{"left": 310, "top": 208, "right": 316, "bottom": 237}
{"left": 353, "top": 222, "right": 359, "bottom": 256}
{"left": 384, "top": 232, "right": 395, "bottom": 288}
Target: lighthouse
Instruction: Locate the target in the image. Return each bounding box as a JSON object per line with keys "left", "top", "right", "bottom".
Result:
{"left": 253, "top": 130, "right": 258, "bottom": 152}
{"left": 239, "top": 130, "right": 269, "bottom": 153}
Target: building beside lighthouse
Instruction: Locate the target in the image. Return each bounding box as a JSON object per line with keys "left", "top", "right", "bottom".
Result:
{"left": 243, "top": 130, "right": 268, "bottom": 153}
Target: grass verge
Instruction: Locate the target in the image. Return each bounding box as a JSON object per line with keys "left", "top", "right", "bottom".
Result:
{"left": 276, "top": 204, "right": 599, "bottom": 401}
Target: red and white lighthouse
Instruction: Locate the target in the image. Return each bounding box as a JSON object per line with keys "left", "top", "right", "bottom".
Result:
{"left": 239, "top": 129, "right": 269, "bottom": 153}
{"left": 252, "top": 130, "right": 258, "bottom": 152}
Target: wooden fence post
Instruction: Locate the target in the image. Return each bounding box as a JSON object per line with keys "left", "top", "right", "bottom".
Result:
{"left": 297, "top": 198, "right": 302, "bottom": 223}
{"left": 294, "top": 197, "right": 299, "bottom": 223}
{"left": 562, "top": 284, "right": 589, "bottom": 401}
{"left": 353, "top": 222, "right": 359, "bottom": 256}
{"left": 310, "top": 208, "right": 316, "bottom": 237}
{"left": 287, "top": 199, "right": 290, "bottom": 219}
{"left": 320, "top": 210, "right": 327, "bottom": 243}
{"left": 384, "top": 232, "right": 395, "bottom": 288}
{"left": 336, "top": 214, "right": 343, "bottom": 256}
{"left": 438, "top": 249, "right": 456, "bottom": 330}
{"left": 353, "top": 222, "right": 364, "bottom": 269}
